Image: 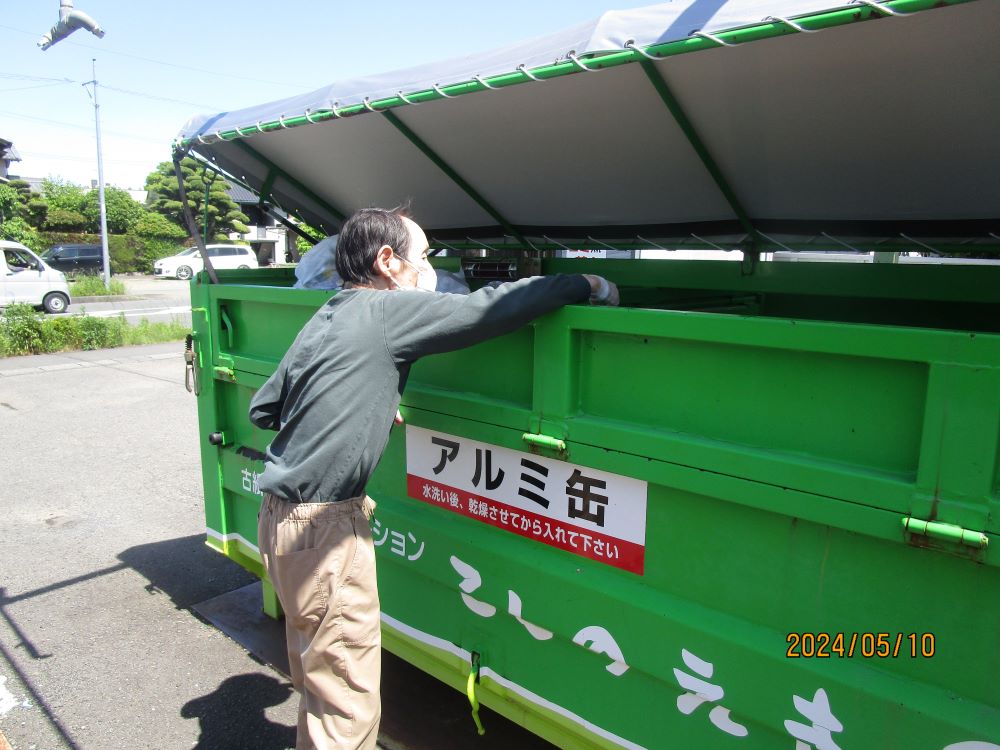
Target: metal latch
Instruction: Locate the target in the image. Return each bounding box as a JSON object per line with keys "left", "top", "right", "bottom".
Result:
{"left": 184, "top": 333, "right": 200, "bottom": 395}
{"left": 902, "top": 517, "right": 988, "bottom": 549}
{"left": 522, "top": 433, "right": 566, "bottom": 453}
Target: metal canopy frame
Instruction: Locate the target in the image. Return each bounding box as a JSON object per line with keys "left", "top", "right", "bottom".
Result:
{"left": 380, "top": 110, "right": 527, "bottom": 245}
{"left": 231, "top": 140, "right": 346, "bottom": 228}
{"left": 637, "top": 60, "right": 757, "bottom": 246}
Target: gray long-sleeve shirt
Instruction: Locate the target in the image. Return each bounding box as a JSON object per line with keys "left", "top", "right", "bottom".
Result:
{"left": 248, "top": 274, "right": 591, "bottom": 503}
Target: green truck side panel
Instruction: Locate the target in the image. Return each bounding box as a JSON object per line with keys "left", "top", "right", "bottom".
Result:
{"left": 191, "top": 262, "right": 1000, "bottom": 749}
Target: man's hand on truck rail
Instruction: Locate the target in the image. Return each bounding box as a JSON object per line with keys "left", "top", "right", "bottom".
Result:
{"left": 582, "top": 275, "right": 620, "bottom": 306}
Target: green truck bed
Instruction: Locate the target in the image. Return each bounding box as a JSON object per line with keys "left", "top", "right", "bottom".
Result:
{"left": 179, "top": 0, "right": 1000, "bottom": 746}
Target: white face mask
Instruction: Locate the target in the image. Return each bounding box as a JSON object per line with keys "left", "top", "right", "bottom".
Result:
{"left": 416, "top": 266, "right": 437, "bottom": 292}
{"left": 395, "top": 253, "right": 437, "bottom": 292}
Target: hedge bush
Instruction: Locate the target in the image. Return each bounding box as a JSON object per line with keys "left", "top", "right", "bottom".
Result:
{"left": 31, "top": 231, "right": 188, "bottom": 274}
{"left": 69, "top": 276, "right": 127, "bottom": 297}
{"left": 0, "top": 304, "right": 189, "bottom": 357}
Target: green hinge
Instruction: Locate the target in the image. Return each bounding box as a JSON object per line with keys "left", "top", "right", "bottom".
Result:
{"left": 213, "top": 366, "right": 236, "bottom": 382}
{"left": 902, "top": 517, "right": 989, "bottom": 549}
{"left": 522, "top": 433, "right": 566, "bottom": 452}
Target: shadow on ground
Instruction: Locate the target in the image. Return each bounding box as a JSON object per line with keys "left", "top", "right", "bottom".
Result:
{"left": 117, "top": 534, "right": 555, "bottom": 749}
{"left": 181, "top": 673, "right": 296, "bottom": 750}
{"left": 117, "top": 533, "right": 255, "bottom": 610}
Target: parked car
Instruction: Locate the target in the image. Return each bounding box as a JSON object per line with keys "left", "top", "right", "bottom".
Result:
{"left": 154, "top": 244, "right": 259, "bottom": 280}
{"left": 41, "top": 244, "right": 107, "bottom": 276}
{"left": 1, "top": 240, "right": 72, "bottom": 314}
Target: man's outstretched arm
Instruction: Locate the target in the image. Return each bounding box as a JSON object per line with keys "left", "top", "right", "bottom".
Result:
{"left": 383, "top": 274, "right": 617, "bottom": 364}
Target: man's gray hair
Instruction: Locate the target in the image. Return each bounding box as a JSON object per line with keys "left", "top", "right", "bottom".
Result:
{"left": 335, "top": 206, "right": 411, "bottom": 285}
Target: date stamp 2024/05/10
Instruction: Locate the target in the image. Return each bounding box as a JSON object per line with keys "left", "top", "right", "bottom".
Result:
{"left": 786, "top": 632, "right": 936, "bottom": 659}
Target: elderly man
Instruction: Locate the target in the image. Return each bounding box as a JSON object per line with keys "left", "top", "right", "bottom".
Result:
{"left": 249, "top": 207, "right": 618, "bottom": 750}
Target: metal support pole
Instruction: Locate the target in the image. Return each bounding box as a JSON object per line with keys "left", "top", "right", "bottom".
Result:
{"left": 84, "top": 59, "right": 111, "bottom": 288}
{"left": 231, "top": 140, "right": 347, "bottom": 224}
{"left": 638, "top": 61, "right": 757, "bottom": 243}
{"left": 202, "top": 173, "right": 212, "bottom": 244}
{"left": 380, "top": 110, "right": 528, "bottom": 246}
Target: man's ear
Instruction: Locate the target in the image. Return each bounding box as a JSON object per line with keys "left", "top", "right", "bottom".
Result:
{"left": 373, "top": 245, "right": 395, "bottom": 279}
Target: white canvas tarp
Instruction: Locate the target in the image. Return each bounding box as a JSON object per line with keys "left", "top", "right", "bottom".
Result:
{"left": 177, "top": 0, "right": 999, "bottom": 245}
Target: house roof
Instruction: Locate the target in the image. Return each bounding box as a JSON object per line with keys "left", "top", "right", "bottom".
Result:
{"left": 225, "top": 179, "right": 259, "bottom": 205}
{"left": 0, "top": 140, "right": 21, "bottom": 163}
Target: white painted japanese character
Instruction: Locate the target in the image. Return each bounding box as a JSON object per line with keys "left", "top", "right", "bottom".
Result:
{"left": 406, "top": 533, "right": 424, "bottom": 561}
{"left": 389, "top": 530, "right": 406, "bottom": 557}
{"left": 573, "top": 625, "right": 629, "bottom": 677}
{"left": 241, "top": 468, "right": 252, "bottom": 493}
{"left": 371, "top": 519, "right": 389, "bottom": 547}
{"left": 784, "top": 688, "right": 843, "bottom": 750}
{"left": 449, "top": 556, "right": 496, "bottom": 617}
{"left": 507, "top": 591, "right": 552, "bottom": 640}
{"left": 251, "top": 471, "right": 262, "bottom": 496}
{"left": 673, "top": 649, "right": 748, "bottom": 738}
{"left": 422, "top": 483, "right": 433, "bottom": 499}
{"left": 469, "top": 498, "right": 480, "bottom": 515}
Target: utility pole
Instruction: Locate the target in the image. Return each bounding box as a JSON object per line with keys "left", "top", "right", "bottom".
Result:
{"left": 83, "top": 59, "right": 111, "bottom": 288}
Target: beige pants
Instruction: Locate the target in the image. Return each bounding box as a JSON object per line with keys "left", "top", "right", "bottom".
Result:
{"left": 258, "top": 493, "right": 381, "bottom": 750}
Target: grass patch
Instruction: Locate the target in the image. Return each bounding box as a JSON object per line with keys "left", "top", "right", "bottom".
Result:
{"left": 1, "top": 304, "right": 188, "bottom": 356}
{"left": 122, "top": 318, "right": 190, "bottom": 346}
{"left": 69, "top": 276, "right": 127, "bottom": 297}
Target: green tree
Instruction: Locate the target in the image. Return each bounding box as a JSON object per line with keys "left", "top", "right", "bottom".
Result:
{"left": 0, "top": 180, "right": 41, "bottom": 225}
{"left": 40, "top": 178, "right": 91, "bottom": 231}
{"left": 42, "top": 177, "right": 88, "bottom": 214}
{"left": 145, "top": 159, "right": 249, "bottom": 241}
{"left": 134, "top": 211, "right": 187, "bottom": 239}
{"left": 0, "top": 184, "right": 18, "bottom": 222}
{"left": 25, "top": 198, "right": 49, "bottom": 229}
{"left": 6, "top": 180, "right": 34, "bottom": 211}
{"left": 294, "top": 222, "right": 325, "bottom": 256}
{"left": 44, "top": 207, "right": 89, "bottom": 232}
{"left": 0, "top": 216, "right": 43, "bottom": 252}
{"left": 82, "top": 186, "right": 144, "bottom": 234}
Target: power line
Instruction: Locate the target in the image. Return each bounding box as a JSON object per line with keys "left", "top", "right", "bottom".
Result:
{"left": 99, "top": 84, "right": 213, "bottom": 110}
{"left": 0, "top": 73, "right": 74, "bottom": 83}
{"left": 0, "top": 109, "right": 167, "bottom": 144}
{"left": 0, "top": 81, "right": 74, "bottom": 92}
{"left": 0, "top": 23, "right": 315, "bottom": 92}
{"left": 2, "top": 71, "right": 213, "bottom": 108}
{"left": 19, "top": 150, "right": 157, "bottom": 165}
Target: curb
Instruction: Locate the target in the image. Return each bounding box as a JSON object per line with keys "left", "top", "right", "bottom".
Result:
{"left": 0, "top": 351, "right": 182, "bottom": 377}
{"left": 71, "top": 295, "right": 143, "bottom": 303}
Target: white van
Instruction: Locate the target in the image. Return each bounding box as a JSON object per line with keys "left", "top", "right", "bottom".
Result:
{"left": 1, "top": 240, "right": 72, "bottom": 314}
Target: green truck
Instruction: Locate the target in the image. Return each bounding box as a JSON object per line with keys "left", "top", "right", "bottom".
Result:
{"left": 177, "top": 1, "right": 999, "bottom": 747}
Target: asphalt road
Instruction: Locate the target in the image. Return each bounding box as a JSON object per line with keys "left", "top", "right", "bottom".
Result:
{"left": 0, "top": 343, "right": 556, "bottom": 750}
{"left": 63, "top": 277, "right": 192, "bottom": 327}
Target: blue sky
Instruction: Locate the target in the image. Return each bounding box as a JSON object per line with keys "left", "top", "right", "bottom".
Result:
{"left": 3, "top": 0, "right": 655, "bottom": 190}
